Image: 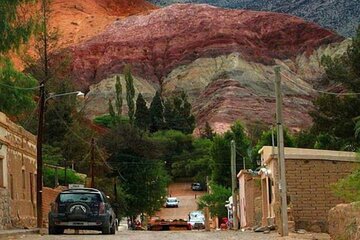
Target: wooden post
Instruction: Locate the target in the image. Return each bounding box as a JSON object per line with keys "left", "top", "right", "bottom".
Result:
{"left": 274, "top": 66, "right": 289, "bottom": 236}
{"left": 204, "top": 207, "right": 210, "bottom": 231}
{"left": 231, "top": 140, "right": 239, "bottom": 230}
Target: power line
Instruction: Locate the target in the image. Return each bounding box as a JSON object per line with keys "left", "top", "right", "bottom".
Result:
{"left": 0, "top": 81, "right": 41, "bottom": 90}
{"left": 21, "top": 98, "right": 41, "bottom": 130}
{"left": 280, "top": 68, "right": 360, "bottom": 96}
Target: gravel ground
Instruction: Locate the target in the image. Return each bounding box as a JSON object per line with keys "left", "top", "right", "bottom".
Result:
{"left": 1, "top": 230, "right": 330, "bottom": 240}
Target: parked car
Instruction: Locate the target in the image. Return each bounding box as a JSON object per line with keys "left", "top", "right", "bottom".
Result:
{"left": 191, "top": 182, "right": 203, "bottom": 191}
{"left": 48, "top": 188, "right": 117, "bottom": 235}
{"left": 165, "top": 197, "right": 179, "bottom": 208}
{"left": 188, "top": 211, "right": 205, "bottom": 229}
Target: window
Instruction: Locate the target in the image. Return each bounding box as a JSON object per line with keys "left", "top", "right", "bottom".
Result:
{"left": 59, "top": 193, "right": 101, "bottom": 203}
{"left": 30, "top": 173, "right": 34, "bottom": 203}
{"left": 22, "top": 169, "right": 25, "bottom": 189}
{"left": 0, "top": 157, "right": 4, "bottom": 187}
{"left": 10, "top": 174, "right": 14, "bottom": 199}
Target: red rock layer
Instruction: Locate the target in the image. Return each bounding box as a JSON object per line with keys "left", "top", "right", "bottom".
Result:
{"left": 192, "top": 79, "right": 313, "bottom": 133}
{"left": 70, "top": 4, "right": 343, "bottom": 90}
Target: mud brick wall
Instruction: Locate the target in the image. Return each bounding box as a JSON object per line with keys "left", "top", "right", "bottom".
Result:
{"left": 42, "top": 187, "right": 62, "bottom": 225}
{"left": 285, "top": 159, "right": 358, "bottom": 232}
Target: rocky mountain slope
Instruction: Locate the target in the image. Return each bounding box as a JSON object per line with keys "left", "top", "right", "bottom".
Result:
{"left": 49, "top": 0, "right": 156, "bottom": 46}
{"left": 149, "top": 0, "right": 360, "bottom": 37}
{"left": 67, "top": 4, "right": 348, "bottom": 133}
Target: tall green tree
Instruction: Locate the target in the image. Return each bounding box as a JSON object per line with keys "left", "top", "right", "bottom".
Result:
{"left": 198, "top": 184, "right": 231, "bottom": 218}
{"left": 149, "top": 91, "right": 164, "bottom": 133}
{"left": 125, "top": 66, "right": 135, "bottom": 125}
{"left": 115, "top": 75, "right": 122, "bottom": 116}
{"left": 0, "top": 0, "right": 37, "bottom": 117}
{"left": 100, "top": 124, "right": 170, "bottom": 218}
{"left": 134, "top": 93, "right": 149, "bottom": 131}
{"left": 163, "top": 92, "right": 195, "bottom": 134}
{"left": 108, "top": 99, "right": 116, "bottom": 118}
{"left": 311, "top": 25, "right": 360, "bottom": 150}
{"left": 211, "top": 121, "right": 251, "bottom": 187}
{"left": 201, "top": 122, "right": 215, "bottom": 140}
{"left": 0, "top": 58, "right": 37, "bottom": 116}
{"left": 0, "top": 0, "right": 36, "bottom": 54}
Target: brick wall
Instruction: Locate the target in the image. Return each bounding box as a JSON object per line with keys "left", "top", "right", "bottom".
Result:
{"left": 285, "top": 159, "right": 358, "bottom": 232}
{"left": 42, "top": 187, "right": 63, "bottom": 225}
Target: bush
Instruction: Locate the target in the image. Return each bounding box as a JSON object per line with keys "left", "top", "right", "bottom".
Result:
{"left": 43, "top": 166, "right": 84, "bottom": 188}
{"left": 332, "top": 169, "right": 360, "bottom": 202}
{"left": 198, "top": 184, "right": 231, "bottom": 218}
{"left": 93, "top": 114, "right": 129, "bottom": 128}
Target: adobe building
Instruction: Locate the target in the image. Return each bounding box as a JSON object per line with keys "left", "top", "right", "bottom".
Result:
{"left": 257, "top": 146, "right": 358, "bottom": 232}
{"left": 237, "top": 170, "right": 261, "bottom": 229}
{"left": 0, "top": 112, "right": 37, "bottom": 229}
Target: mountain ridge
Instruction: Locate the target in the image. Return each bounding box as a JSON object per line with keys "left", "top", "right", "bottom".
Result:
{"left": 65, "top": 4, "right": 347, "bottom": 133}
{"left": 148, "top": 0, "right": 360, "bottom": 37}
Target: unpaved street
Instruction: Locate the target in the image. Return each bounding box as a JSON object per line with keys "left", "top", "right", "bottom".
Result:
{"left": 2, "top": 230, "right": 330, "bottom": 240}
{"left": 156, "top": 182, "right": 205, "bottom": 220}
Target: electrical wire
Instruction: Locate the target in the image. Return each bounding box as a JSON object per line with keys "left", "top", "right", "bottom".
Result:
{"left": 0, "top": 81, "right": 41, "bottom": 90}
{"left": 21, "top": 98, "right": 40, "bottom": 130}
{"left": 280, "top": 67, "right": 360, "bottom": 96}
{"left": 94, "top": 144, "right": 127, "bottom": 182}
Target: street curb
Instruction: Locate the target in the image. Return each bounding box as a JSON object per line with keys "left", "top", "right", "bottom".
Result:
{"left": 0, "top": 228, "right": 40, "bottom": 238}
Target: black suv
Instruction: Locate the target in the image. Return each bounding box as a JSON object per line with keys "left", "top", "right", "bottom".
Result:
{"left": 48, "top": 188, "right": 117, "bottom": 235}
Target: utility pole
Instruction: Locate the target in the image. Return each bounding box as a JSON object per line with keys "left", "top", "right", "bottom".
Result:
{"left": 36, "top": 82, "right": 45, "bottom": 229}
{"left": 230, "top": 140, "right": 238, "bottom": 230}
{"left": 36, "top": 0, "right": 49, "bottom": 229}
{"left": 90, "top": 138, "right": 95, "bottom": 188}
{"left": 274, "top": 66, "right": 289, "bottom": 236}
{"left": 64, "top": 158, "right": 67, "bottom": 186}
{"left": 204, "top": 207, "right": 210, "bottom": 231}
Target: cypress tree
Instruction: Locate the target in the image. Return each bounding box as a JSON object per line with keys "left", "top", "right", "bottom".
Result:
{"left": 125, "top": 66, "right": 135, "bottom": 125}
{"left": 134, "top": 93, "right": 149, "bottom": 131}
{"left": 163, "top": 91, "right": 195, "bottom": 134}
{"left": 115, "top": 76, "right": 123, "bottom": 116}
{"left": 202, "top": 122, "right": 214, "bottom": 140}
{"left": 109, "top": 99, "right": 116, "bottom": 118}
{"left": 149, "top": 91, "right": 164, "bottom": 133}
{"left": 163, "top": 99, "right": 175, "bottom": 130}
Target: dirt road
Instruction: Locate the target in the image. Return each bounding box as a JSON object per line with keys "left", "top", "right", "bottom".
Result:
{"left": 3, "top": 230, "right": 330, "bottom": 240}
{"left": 156, "top": 182, "right": 205, "bottom": 220}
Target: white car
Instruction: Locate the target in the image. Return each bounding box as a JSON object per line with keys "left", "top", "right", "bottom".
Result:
{"left": 188, "top": 211, "right": 205, "bottom": 229}
{"left": 165, "top": 197, "right": 179, "bottom": 208}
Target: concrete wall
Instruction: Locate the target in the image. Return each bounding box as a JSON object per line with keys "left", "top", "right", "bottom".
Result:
{"left": 0, "top": 112, "right": 37, "bottom": 229}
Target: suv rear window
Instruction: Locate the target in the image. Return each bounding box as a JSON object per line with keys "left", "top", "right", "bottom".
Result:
{"left": 59, "top": 193, "right": 101, "bottom": 203}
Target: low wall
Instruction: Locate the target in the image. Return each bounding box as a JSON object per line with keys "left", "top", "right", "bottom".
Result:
{"left": 42, "top": 187, "right": 63, "bottom": 225}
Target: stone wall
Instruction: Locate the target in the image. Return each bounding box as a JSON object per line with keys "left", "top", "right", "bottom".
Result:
{"left": 285, "top": 159, "right": 357, "bottom": 232}
{"left": 0, "top": 188, "right": 11, "bottom": 230}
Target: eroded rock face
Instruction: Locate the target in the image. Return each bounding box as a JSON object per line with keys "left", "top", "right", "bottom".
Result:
{"left": 68, "top": 4, "right": 347, "bottom": 132}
